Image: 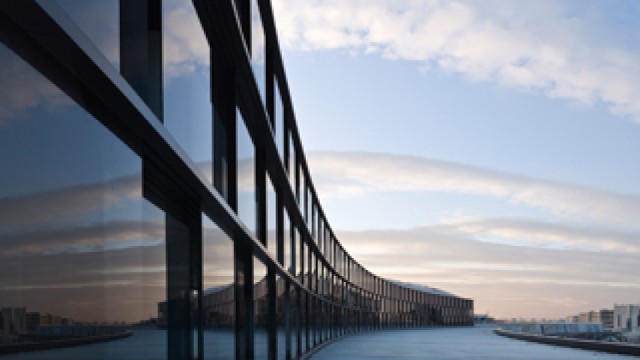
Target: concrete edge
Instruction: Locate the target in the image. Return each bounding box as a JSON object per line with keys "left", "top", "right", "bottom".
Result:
{"left": 0, "top": 331, "right": 132, "bottom": 355}
{"left": 495, "top": 329, "right": 640, "bottom": 357}
{"left": 300, "top": 330, "right": 369, "bottom": 360}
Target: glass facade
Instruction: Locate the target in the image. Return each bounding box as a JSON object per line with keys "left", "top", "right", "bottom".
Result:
{"left": 162, "top": 0, "right": 212, "bottom": 181}
{"left": 0, "top": 1, "right": 473, "bottom": 360}
{"left": 0, "top": 41, "right": 166, "bottom": 359}
{"left": 203, "top": 215, "right": 234, "bottom": 359}
{"left": 55, "top": 0, "right": 120, "bottom": 70}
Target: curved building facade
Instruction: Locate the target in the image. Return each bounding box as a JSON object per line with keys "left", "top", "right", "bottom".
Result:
{"left": 0, "top": 1, "right": 473, "bottom": 359}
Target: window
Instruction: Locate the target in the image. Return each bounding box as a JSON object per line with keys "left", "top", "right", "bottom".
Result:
{"left": 237, "top": 110, "right": 256, "bottom": 235}
{"left": 163, "top": 0, "right": 213, "bottom": 180}
{"left": 0, "top": 43, "right": 166, "bottom": 359}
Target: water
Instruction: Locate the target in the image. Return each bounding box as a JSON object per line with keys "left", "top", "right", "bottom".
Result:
{"left": 1, "top": 329, "right": 233, "bottom": 360}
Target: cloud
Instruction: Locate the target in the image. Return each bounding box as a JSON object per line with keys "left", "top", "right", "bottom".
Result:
{"left": 273, "top": 0, "right": 640, "bottom": 122}
{"left": 435, "top": 217, "right": 640, "bottom": 253}
{"left": 0, "top": 174, "right": 141, "bottom": 231}
{"left": 307, "top": 151, "right": 640, "bottom": 227}
{"left": 0, "top": 45, "right": 70, "bottom": 124}
{"left": 163, "top": 0, "right": 210, "bottom": 79}
{"left": 1, "top": 220, "right": 165, "bottom": 255}
{"left": 335, "top": 225, "right": 640, "bottom": 318}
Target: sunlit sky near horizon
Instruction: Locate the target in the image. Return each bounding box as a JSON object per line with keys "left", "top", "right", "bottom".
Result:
{"left": 272, "top": 0, "right": 640, "bottom": 319}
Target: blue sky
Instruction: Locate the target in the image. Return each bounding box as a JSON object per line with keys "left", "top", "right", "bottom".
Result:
{"left": 271, "top": 0, "right": 640, "bottom": 318}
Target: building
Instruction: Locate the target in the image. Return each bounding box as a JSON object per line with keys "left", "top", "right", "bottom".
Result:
{"left": 600, "top": 309, "right": 614, "bottom": 329}
{"left": 578, "top": 312, "right": 590, "bottom": 323}
{"left": 0, "top": 1, "right": 472, "bottom": 359}
{"left": 26, "top": 312, "right": 42, "bottom": 334}
{"left": 614, "top": 305, "right": 640, "bottom": 333}
{"left": 0, "top": 308, "right": 26, "bottom": 337}
{"left": 568, "top": 309, "right": 614, "bottom": 329}
{"left": 566, "top": 315, "right": 579, "bottom": 323}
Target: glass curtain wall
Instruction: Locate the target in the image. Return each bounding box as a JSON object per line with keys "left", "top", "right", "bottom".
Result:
{"left": 0, "top": 42, "right": 166, "bottom": 359}
{"left": 162, "top": 0, "right": 212, "bottom": 182}
{"left": 202, "top": 215, "right": 234, "bottom": 359}
{"left": 0, "top": 1, "right": 474, "bottom": 359}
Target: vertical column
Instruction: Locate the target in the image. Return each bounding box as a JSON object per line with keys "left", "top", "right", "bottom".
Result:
{"left": 267, "top": 269, "right": 277, "bottom": 360}
{"left": 120, "top": 0, "right": 163, "bottom": 120}
{"left": 166, "top": 210, "right": 202, "bottom": 360}
{"left": 212, "top": 49, "right": 235, "bottom": 203}
{"left": 235, "top": 243, "right": 253, "bottom": 360}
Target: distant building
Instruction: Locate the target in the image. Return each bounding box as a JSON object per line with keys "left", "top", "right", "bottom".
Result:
{"left": 600, "top": 309, "right": 614, "bottom": 329}
{"left": 474, "top": 314, "right": 495, "bottom": 324}
{"left": 501, "top": 322, "right": 603, "bottom": 336}
{"left": 0, "top": 307, "right": 27, "bottom": 337}
{"left": 614, "top": 305, "right": 640, "bottom": 333}
{"left": 578, "top": 312, "right": 590, "bottom": 323}
{"left": 573, "top": 309, "right": 613, "bottom": 329}
{"left": 26, "top": 312, "right": 42, "bottom": 334}
{"left": 566, "top": 315, "right": 579, "bottom": 323}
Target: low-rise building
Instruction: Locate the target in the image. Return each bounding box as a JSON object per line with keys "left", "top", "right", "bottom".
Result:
{"left": 566, "top": 315, "right": 579, "bottom": 323}
{"left": 0, "top": 307, "right": 27, "bottom": 337}
{"left": 578, "top": 312, "right": 590, "bottom": 323}
{"left": 614, "top": 304, "right": 640, "bottom": 333}
{"left": 600, "top": 309, "right": 614, "bottom": 329}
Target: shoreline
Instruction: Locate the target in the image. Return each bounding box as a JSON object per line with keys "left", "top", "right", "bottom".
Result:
{"left": 495, "top": 329, "right": 640, "bottom": 357}
{"left": 0, "top": 331, "right": 132, "bottom": 355}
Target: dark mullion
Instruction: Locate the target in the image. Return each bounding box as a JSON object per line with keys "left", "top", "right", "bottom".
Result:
{"left": 119, "top": 0, "right": 163, "bottom": 121}
{"left": 267, "top": 269, "right": 277, "bottom": 360}
{"left": 235, "top": 243, "right": 254, "bottom": 360}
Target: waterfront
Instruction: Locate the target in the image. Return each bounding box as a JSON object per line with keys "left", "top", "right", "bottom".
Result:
{"left": 310, "top": 326, "right": 637, "bottom": 359}
{"left": 4, "top": 326, "right": 637, "bottom": 359}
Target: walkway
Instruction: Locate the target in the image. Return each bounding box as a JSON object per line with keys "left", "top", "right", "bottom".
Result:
{"left": 309, "top": 326, "right": 636, "bottom": 359}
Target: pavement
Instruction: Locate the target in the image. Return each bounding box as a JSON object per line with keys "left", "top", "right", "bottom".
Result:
{"left": 309, "top": 326, "right": 637, "bottom": 359}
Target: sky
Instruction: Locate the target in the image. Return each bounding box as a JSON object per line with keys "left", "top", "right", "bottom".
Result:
{"left": 2, "top": 0, "right": 639, "bottom": 323}
{"left": 271, "top": 0, "right": 640, "bottom": 319}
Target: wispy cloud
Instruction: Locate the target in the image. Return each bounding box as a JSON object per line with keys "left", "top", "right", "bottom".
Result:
{"left": 0, "top": 45, "right": 69, "bottom": 124}
{"left": 307, "top": 151, "right": 640, "bottom": 227}
{"left": 436, "top": 217, "right": 640, "bottom": 253}
{"left": 273, "top": 0, "right": 640, "bottom": 122}
{"left": 163, "top": 0, "right": 210, "bottom": 79}
{"left": 1, "top": 220, "right": 164, "bottom": 255}
{"left": 336, "top": 225, "right": 640, "bottom": 317}
{"left": 0, "top": 175, "right": 141, "bottom": 231}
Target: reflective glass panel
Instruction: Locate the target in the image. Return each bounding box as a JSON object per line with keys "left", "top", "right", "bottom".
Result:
{"left": 55, "top": 0, "right": 120, "bottom": 70}
{"left": 253, "top": 259, "right": 268, "bottom": 359}
{"left": 298, "top": 167, "right": 304, "bottom": 212}
{"left": 274, "top": 80, "right": 285, "bottom": 160}
{"left": 0, "top": 44, "right": 166, "bottom": 359}
{"left": 251, "top": 0, "right": 266, "bottom": 109}
{"left": 267, "top": 176, "right": 276, "bottom": 259}
{"left": 283, "top": 210, "right": 291, "bottom": 272}
{"left": 290, "top": 285, "right": 299, "bottom": 358}
{"left": 276, "top": 277, "right": 287, "bottom": 360}
{"left": 202, "top": 215, "right": 234, "bottom": 359}
{"left": 300, "top": 291, "right": 308, "bottom": 353}
{"left": 288, "top": 133, "right": 295, "bottom": 181}
{"left": 163, "top": 0, "right": 213, "bottom": 180}
{"left": 237, "top": 111, "right": 256, "bottom": 235}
